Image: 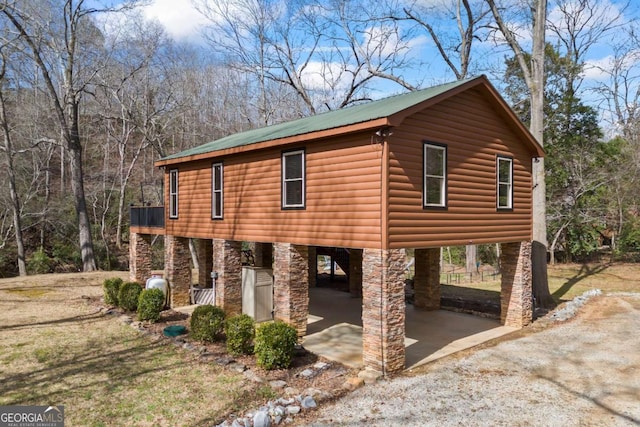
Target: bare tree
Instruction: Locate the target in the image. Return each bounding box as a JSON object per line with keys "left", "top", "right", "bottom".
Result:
{"left": 195, "top": 0, "right": 416, "bottom": 119}
{"left": 0, "top": 46, "right": 26, "bottom": 275}
{"left": 486, "top": 0, "right": 553, "bottom": 308}
{"left": 0, "top": 0, "right": 140, "bottom": 271}
{"left": 393, "top": 0, "right": 489, "bottom": 80}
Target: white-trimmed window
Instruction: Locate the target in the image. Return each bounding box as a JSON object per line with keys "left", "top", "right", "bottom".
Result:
{"left": 212, "top": 162, "right": 223, "bottom": 219}
{"left": 423, "top": 142, "right": 447, "bottom": 208}
{"left": 282, "top": 149, "right": 305, "bottom": 209}
{"left": 497, "top": 156, "right": 513, "bottom": 209}
{"left": 169, "top": 169, "right": 179, "bottom": 219}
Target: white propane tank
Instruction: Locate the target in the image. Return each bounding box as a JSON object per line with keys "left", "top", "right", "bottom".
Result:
{"left": 145, "top": 275, "right": 168, "bottom": 297}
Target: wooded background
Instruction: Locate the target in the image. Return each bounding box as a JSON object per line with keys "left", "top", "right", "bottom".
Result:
{"left": 0, "top": 0, "right": 638, "bottom": 278}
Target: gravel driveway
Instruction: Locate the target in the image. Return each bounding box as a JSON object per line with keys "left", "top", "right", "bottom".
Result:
{"left": 304, "top": 293, "right": 640, "bottom": 426}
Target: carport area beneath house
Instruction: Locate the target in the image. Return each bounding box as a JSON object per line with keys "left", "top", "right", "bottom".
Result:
{"left": 303, "top": 287, "right": 517, "bottom": 370}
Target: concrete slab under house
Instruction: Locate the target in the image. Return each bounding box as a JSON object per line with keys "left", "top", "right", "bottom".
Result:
{"left": 129, "top": 75, "right": 543, "bottom": 375}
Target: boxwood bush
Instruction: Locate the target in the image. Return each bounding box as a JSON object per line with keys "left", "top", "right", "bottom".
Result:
{"left": 254, "top": 321, "right": 298, "bottom": 370}
{"left": 190, "top": 305, "right": 226, "bottom": 342}
{"left": 103, "top": 277, "right": 124, "bottom": 306}
{"left": 118, "top": 282, "right": 143, "bottom": 311}
{"left": 225, "top": 314, "right": 255, "bottom": 356}
{"left": 137, "top": 288, "right": 165, "bottom": 322}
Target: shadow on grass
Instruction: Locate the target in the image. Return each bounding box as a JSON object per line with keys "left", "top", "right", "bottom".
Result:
{"left": 0, "top": 309, "right": 106, "bottom": 331}
{"left": 1, "top": 333, "right": 182, "bottom": 405}
{"left": 551, "top": 263, "right": 609, "bottom": 301}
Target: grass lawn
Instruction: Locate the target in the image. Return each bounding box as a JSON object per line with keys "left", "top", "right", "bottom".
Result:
{"left": 0, "top": 272, "right": 273, "bottom": 427}
{"left": 441, "top": 262, "right": 640, "bottom": 304}
{"left": 0, "top": 264, "right": 638, "bottom": 426}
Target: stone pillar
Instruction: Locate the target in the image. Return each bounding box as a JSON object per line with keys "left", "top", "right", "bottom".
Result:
{"left": 308, "top": 246, "right": 317, "bottom": 288}
{"left": 500, "top": 241, "right": 533, "bottom": 328}
{"left": 197, "top": 239, "right": 213, "bottom": 288}
{"left": 414, "top": 248, "right": 441, "bottom": 310}
{"left": 165, "top": 235, "right": 191, "bottom": 308}
{"left": 362, "top": 248, "right": 406, "bottom": 375}
{"left": 253, "top": 242, "right": 273, "bottom": 268}
{"left": 129, "top": 232, "right": 153, "bottom": 283}
{"left": 349, "top": 249, "right": 363, "bottom": 297}
{"left": 273, "top": 243, "right": 309, "bottom": 338}
{"left": 213, "top": 239, "right": 243, "bottom": 316}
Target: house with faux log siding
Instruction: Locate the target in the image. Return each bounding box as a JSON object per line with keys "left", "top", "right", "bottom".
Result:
{"left": 129, "top": 75, "right": 544, "bottom": 374}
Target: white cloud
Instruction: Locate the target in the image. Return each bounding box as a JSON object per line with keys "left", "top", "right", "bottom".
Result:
{"left": 142, "top": 0, "right": 208, "bottom": 42}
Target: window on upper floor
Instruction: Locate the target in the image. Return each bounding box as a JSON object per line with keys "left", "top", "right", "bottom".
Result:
{"left": 282, "top": 149, "right": 305, "bottom": 209}
{"left": 169, "top": 169, "right": 179, "bottom": 219}
{"left": 212, "top": 162, "right": 223, "bottom": 219}
{"left": 497, "top": 156, "right": 513, "bottom": 210}
{"left": 423, "top": 142, "right": 447, "bottom": 208}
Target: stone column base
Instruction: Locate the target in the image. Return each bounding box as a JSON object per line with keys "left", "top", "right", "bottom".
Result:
{"left": 273, "top": 243, "right": 309, "bottom": 338}
{"left": 500, "top": 241, "right": 533, "bottom": 328}
{"left": 129, "top": 232, "right": 152, "bottom": 283}
{"left": 165, "top": 235, "right": 191, "bottom": 308}
{"left": 362, "top": 248, "right": 406, "bottom": 375}
{"left": 213, "top": 239, "right": 242, "bottom": 316}
{"left": 414, "top": 248, "right": 440, "bottom": 310}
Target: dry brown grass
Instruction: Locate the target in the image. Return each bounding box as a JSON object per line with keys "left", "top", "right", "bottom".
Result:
{"left": 0, "top": 272, "right": 271, "bottom": 427}
{"left": 441, "top": 262, "right": 640, "bottom": 303}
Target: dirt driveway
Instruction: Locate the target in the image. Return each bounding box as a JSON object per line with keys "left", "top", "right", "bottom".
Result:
{"left": 305, "top": 294, "right": 640, "bottom": 426}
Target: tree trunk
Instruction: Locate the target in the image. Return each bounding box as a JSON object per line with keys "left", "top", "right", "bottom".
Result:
{"left": 0, "top": 91, "right": 27, "bottom": 276}
{"left": 69, "top": 139, "right": 97, "bottom": 272}
{"left": 465, "top": 244, "right": 477, "bottom": 273}
{"left": 530, "top": 0, "right": 555, "bottom": 309}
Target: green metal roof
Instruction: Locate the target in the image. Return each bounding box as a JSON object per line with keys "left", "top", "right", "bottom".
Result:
{"left": 161, "top": 77, "right": 477, "bottom": 161}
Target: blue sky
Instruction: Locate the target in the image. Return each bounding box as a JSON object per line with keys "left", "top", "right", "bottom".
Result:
{"left": 138, "top": 0, "right": 639, "bottom": 134}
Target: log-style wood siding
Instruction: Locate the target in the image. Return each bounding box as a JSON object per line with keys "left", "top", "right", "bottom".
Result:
{"left": 387, "top": 87, "right": 534, "bottom": 249}
{"left": 162, "top": 86, "right": 536, "bottom": 250}
{"left": 164, "top": 134, "right": 385, "bottom": 249}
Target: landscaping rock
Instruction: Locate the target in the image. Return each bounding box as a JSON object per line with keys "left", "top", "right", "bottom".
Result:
{"left": 253, "top": 410, "right": 271, "bottom": 427}
{"left": 358, "top": 367, "right": 382, "bottom": 384}
{"left": 269, "top": 380, "right": 287, "bottom": 389}
{"left": 313, "top": 361, "right": 329, "bottom": 370}
{"left": 299, "top": 368, "right": 314, "bottom": 378}
{"left": 286, "top": 406, "right": 301, "bottom": 415}
{"left": 300, "top": 396, "right": 317, "bottom": 409}
{"left": 243, "top": 368, "right": 264, "bottom": 382}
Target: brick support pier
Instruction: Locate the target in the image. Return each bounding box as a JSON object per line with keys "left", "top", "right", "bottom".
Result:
{"left": 349, "top": 249, "right": 363, "bottom": 297}
{"left": 197, "top": 239, "right": 213, "bottom": 288}
{"left": 213, "top": 239, "right": 242, "bottom": 316}
{"left": 413, "top": 248, "right": 440, "bottom": 310}
{"left": 362, "top": 248, "right": 406, "bottom": 375}
{"left": 500, "top": 241, "right": 533, "bottom": 327}
{"left": 273, "top": 243, "right": 309, "bottom": 338}
{"left": 129, "top": 232, "right": 152, "bottom": 283}
{"left": 165, "top": 235, "right": 191, "bottom": 307}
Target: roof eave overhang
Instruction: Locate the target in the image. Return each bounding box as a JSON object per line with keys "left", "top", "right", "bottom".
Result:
{"left": 155, "top": 117, "right": 391, "bottom": 167}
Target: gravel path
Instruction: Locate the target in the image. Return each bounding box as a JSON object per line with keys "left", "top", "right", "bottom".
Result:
{"left": 304, "top": 293, "right": 640, "bottom": 426}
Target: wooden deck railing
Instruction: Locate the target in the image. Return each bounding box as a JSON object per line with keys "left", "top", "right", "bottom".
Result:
{"left": 130, "top": 206, "right": 165, "bottom": 228}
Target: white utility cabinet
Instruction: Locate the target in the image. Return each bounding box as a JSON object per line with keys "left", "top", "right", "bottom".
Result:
{"left": 241, "top": 266, "right": 274, "bottom": 322}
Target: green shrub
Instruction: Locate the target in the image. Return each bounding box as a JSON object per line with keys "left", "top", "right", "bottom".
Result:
{"left": 103, "top": 277, "right": 124, "bottom": 306}
{"left": 118, "top": 282, "right": 143, "bottom": 311}
{"left": 137, "top": 288, "right": 165, "bottom": 322}
{"left": 27, "top": 247, "right": 54, "bottom": 274}
{"left": 190, "top": 305, "right": 226, "bottom": 342}
{"left": 225, "top": 314, "right": 255, "bottom": 356}
{"left": 254, "top": 321, "right": 298, "bottom": 370}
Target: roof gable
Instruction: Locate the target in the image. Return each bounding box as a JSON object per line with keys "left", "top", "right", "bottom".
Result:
{"left": 158, "top": 75, "right": 543, "bottom": 166}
